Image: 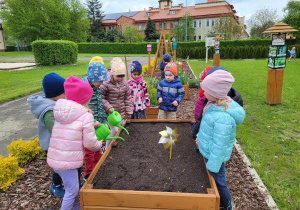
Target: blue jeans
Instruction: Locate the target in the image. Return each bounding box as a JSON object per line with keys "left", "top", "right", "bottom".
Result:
{"left": 161, "top": 70, "right": 165, "bottom": 80}
{"left": 55, "top": 169, "right": 80, "bottom": 210}
{"left": 205, "top": 159, "right": 232, "bottom": 209}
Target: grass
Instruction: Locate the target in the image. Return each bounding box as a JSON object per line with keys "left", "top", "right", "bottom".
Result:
{"left": 189, "top": 59, "right": 300, "bottom": 210}
{"left": 0, "top": 60, "right": 109, "bottom": 103}
{"left": 0, "top": 51, "right": 154, "bottom": 58}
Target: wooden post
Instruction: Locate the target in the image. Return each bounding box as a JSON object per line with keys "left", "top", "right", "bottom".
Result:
{"left": 173, "top": 49, "right": 176, "bottom": 61}
{"left": 213, "top": 54, "right": 220, "bottom": 66}
{"left": 266, "top": 68, "right": 284, "bottom": 105}
{"left": 148, "top": 51, "right": 151, "bottom": 74}
{"left": 124, "top": 55, "right": 128, "bottom": 79}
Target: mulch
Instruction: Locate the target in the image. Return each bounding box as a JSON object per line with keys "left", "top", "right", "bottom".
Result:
{"left": 0, "top": 88, "right": 270, "bottom": 210}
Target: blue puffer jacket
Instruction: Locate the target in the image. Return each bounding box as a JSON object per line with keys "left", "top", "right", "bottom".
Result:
{"left": 197, "top": 100, "right": 245, "bottom": 173}
{"left": 157, "top": 77, "right": 185, "bottom": 112}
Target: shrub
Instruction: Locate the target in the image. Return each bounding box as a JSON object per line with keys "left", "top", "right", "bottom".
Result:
{"left": 32, "top": 40, "right": 78, "bottom": 65}
{"left": 0, "top": 155, "right": 25, "bottom": 191}
{"left": 5, "top": 45, "right": 16, "bottom": 52}
{"left": 7, "top": 138, "right": 45, "bottom": 164}
{"left": 188, "top": 79, "right": 200, "bottom": 88}
{"left": 148, "top": 77, "right": 159, "bottom": 107}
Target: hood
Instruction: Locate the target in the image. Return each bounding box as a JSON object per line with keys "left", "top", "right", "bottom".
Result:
{"left": 27, "top": 95, "right": 55, "bottom": 119}
{"left": 210, "top": 100, "right": 245, "bottom": 125}
{"left": 54, "top": 99, "right": 88, "bottom": 124}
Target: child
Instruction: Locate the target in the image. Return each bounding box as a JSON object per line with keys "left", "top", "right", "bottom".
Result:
{"left": 196, "top": 70, "right": 246, "bottom": 210}
{"left": 157, "top": 63, "right": 185, "bottom": 119}
{"left": 127, "top": 61, "right": 150, "bottom": 119}
{"left": 27, "top": 72, "right": 66, "bottom": 198}
{"left": 82, "top": 58, "right": 108, "bottom": 180}
{"left": 288, "top": 47, "right": 296, "bottom": 62}
{"left": 101, "top": 57, "right": 133, "bottom": 149}
{"left": 159, "top": 54, "right": 172, "bottom": 80}
{"left": 47, "top": 76, "right": 102, "bottom": 210}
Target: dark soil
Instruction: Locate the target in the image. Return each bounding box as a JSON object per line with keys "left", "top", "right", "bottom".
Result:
{"left": 93, "top": 122, "right": 210, "bottom": 193}
{"left": 0, "top": 87, "right": 270, "bottom": 210}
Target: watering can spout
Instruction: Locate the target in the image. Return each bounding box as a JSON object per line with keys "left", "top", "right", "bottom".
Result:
{"left": 95, "top": 123, "right": 126, "bottom": 142}
{"left": 107, "top": 111, "right": 130, "bottom": 135}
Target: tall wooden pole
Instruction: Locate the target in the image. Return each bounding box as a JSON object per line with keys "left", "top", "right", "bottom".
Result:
{"left": 124, "top": 55, "right": 128, "bottom": 79}
{"left": 148, "top": 51, "right": 151, "bottom": 75}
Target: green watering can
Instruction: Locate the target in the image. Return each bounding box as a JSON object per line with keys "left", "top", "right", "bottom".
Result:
{"left": 107, "top": 110, "right": 129, "bottom": 135}
{"left": 95, "top": 124, "right": 125, "bottom": 141}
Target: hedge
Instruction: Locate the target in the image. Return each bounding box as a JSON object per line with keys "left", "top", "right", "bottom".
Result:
{"left": 77, "top": 39, "right": 299, "bottom": 59}
{"left": 32, "top": 40, "right": 78, "bottom": 65}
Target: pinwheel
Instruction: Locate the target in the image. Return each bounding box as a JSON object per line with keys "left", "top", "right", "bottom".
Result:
{"left": 158, "top": 126, "right": 180, "bottom": 159}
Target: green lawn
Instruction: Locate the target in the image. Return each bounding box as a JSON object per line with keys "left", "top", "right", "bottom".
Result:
{"left": 189, "top": 59, "right": 300, "bottom": 210}
{"left": 0, "top": 60, "right": 109, "bottom": 103}
{"left": 0, "top": 51, "right": 154, "bottom": 58}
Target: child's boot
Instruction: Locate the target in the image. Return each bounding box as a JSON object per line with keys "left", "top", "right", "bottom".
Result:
{"left": 49, "top": 183, "right": 65, "bottom": 198}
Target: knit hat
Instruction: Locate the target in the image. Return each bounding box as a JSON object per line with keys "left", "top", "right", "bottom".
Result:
{"left": 131, "top": 61, "right": 142, "bottom": 74}
{"left": 164, "top": 62, "right": 177, "bottom": 76}
{"left": 110, "top": 57, "right": 126, "bottom": 75}
{"left": 42, "top": 73, "right": 66, "bottom": 98}
{"left": 201, "top": 70, "right": 235, "bottom": 99}
{"left": 87, "top": 62, "right": 108, "bottom": 82}
{"left": 199, "top": 66, "right": 214, "bottom": 81}
{"left": 89, "top": 56, "right": 104, "bottom": 64}
{"left": 64, "top": 76, "right": 93, "bottom": 104}
{"left": 206, "top": 66, "right": 227, "bottom": 77}
{"left": 163, "top": 54, "right": 172, "bottom": 62}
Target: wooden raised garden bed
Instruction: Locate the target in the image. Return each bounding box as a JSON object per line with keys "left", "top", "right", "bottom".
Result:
{"left": 80, "top": 119, "right": 220, "bottom": 210}
{"left": 146, "top": 107, "right": 159, "bottom": 119}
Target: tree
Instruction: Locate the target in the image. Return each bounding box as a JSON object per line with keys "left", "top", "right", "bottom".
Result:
{"left": 106, "top": 28, "right": 122, "bottom": 42}
{"left": 123, "top": 26, "right": 144, "bottom": 43}
{"left": 0, "top": 0, "right": 89, "bottom": 44}
{"left": 283, "top": 0, "right": 300, "bottom": 37}
{"left": 144, "top": 18, "right": 159, "bottom": 41}
{"left": 248, "top": 8, "right": 278, "bottom": 38}
{"left": 86, "top": 0, "right": 105, "bottom": 42}
{"left": 213, "top": 15, "right": 244, "bottom": 40}
{"left": 171, "top": 13, "right": 195, "bottom": 42}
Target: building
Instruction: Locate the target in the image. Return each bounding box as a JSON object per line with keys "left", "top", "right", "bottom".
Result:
{"left": 102, "top": 0, "right": 249, "bottom": 41}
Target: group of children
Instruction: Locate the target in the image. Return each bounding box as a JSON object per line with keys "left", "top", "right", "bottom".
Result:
{"left": 28, "top": 53, "right": 245, "bottom": 210}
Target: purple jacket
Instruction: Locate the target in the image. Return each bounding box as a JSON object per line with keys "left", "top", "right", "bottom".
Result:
{"left": 194, "top": 95, "right": 206, "bottom": 121}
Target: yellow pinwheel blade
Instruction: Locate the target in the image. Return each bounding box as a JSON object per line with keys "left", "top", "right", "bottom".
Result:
{"left": 159, "top": 130, "right": 169, "bottom": 138}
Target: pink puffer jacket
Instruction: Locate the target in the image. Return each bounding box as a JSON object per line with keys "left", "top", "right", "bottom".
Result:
{"left": 47, "top": 99, "right": 101, "bottom": 171}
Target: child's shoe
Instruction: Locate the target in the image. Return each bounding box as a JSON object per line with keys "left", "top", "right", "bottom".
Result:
{"left": 49, "top": 183, "right": 65, "bottom": 198}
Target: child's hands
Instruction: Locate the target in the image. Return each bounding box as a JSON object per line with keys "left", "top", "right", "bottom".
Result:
{"left": 108, "top": 108, "right": 114, "bottom": 113}
{"left": 172, "top": 100, "right": 178, "bottom": 106}
{"left": 195, "top": 138, "right": 198, "bottom": 146}
{"left": 158, "top": 97, "right": 163, "bottom": 103}
{"left": 94, "top": 121, "right": 101, "bottom": 128}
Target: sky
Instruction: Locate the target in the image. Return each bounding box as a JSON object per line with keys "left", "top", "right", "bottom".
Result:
{"left": 83, "top": 0, "right": 289, "bottom": 25}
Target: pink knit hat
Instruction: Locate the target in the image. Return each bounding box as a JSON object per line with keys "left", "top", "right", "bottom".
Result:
{"left": 200, "top": 70, "right": 235, "bottom": 99}
{"left": 64, "top": 76, "right": 93, "bottom": 104}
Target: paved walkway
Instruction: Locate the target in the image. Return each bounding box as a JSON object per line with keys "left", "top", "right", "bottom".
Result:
{"left": 0, "top": 63, "right": 36, "bottom": 70}
{"left": 0, "top": 57, "right": 151, "bottom": 156}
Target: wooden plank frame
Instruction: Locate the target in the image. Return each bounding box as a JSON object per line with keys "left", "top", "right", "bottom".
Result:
{"left": 80, "top": 120, "right": 220, "bottom": 210}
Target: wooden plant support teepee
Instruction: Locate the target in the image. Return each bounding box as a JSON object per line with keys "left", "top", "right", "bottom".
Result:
{"left": 151, "top": 32, "right": 173, "bottom": 78}
{"left": 262, "top": 22, "right": 298, "bottom": 105}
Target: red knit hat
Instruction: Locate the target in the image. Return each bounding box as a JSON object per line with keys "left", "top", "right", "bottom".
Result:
{"left": 164, "top": 62, "right": 177, "bottom": 76}
{"left": 64, "top": 76, "right": 93, "bottom": 104}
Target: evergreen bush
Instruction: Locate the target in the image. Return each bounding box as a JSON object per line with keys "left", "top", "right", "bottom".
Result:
{"left": 32, "top": 40, "right": 78, "bottom": 65}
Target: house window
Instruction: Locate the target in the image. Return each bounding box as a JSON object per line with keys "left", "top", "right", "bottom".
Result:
{"left": 194, "top": 36, "right": 196, "bottom": 41}
{"left": 211, "top": 19, "right": 215, "bottom": 27}
{"left": 164, "top": 22, "right": 167, "bottom": 29}
{"left": 143, "top": 24, "right": 146, "bottom": 30}
{"left": 138, "top": 24, "right": 142, "bottom": 30}
{"left": 146, "top": 13, "right": 150, "bottom": 17}
{"left": 194, "top": 21, "right": 197, "bottom": 28}
{"left": 175, "top": 21, "right": 178, "bottom": 28}
{"left": 109, "top": 26, "right": 111, "bottom": 30}
{"left": 170, "top": 22, "right": 174, "bottom": 29}
{"left": 170, "top": 10, "right": 175, "bottom": 15}
{"left": 206, "top": 19, "right": 209, "bottom": 27}
{"left": 198, "top": 35, "right": 202, "bottom": 40}
{"left": 199, "top": 20, "right": 202, "bottom": 28}
{"left": 159, "top": 22, "right": 162, "bottom": 29}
